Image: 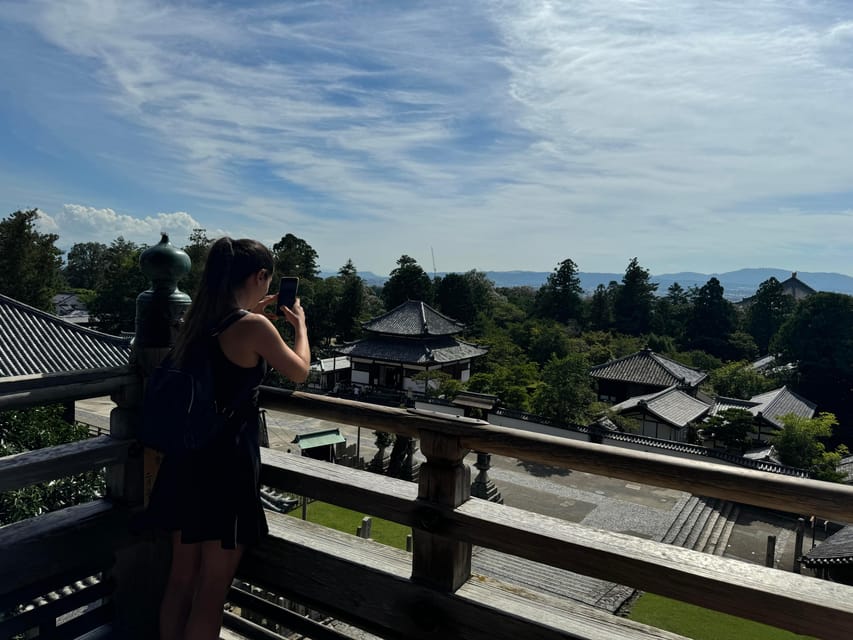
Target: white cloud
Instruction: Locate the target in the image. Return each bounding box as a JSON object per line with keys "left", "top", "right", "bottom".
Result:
{"left": 4, "top": 0, "right": 853, "bottom": 275}
{"left": 36, "top": 204, "right": 210, "bottom": 249}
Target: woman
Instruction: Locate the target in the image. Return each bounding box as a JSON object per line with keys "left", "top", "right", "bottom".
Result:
{"left": 145, "top": 237, "right": 310, "bottom": 640}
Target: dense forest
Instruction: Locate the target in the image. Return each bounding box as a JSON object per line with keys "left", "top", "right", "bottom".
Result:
{"left": 2, "top": 208, "right": 853, "bottom": 480}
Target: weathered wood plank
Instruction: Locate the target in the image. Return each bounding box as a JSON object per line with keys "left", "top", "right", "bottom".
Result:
{"left": 452, "top": 499, "right": 853, "bottom": 640}
{"left": 0, "top": 367, "right": 137, "bottom": 410}
{"left": 241, "top": 512, "right": 688, "bottom": 640}
{"left": 0, "top": 500, "right": 131, "bottom": 598}
{"left": 259, "top": 389, "right": 853, "bottom": 522}
{"left": 258, "top": 449, "right": 853, "bottom": 639}
{"left": 0, "top": 436, "right": 132, "bottom": 493}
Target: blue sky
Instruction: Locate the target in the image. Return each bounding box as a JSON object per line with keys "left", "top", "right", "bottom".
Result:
{"left": 1, "top": 0, "right": 853, "bottom": 277}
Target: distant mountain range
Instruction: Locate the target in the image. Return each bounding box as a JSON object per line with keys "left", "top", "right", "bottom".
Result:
{"left": 323, "top": 268, "right": 853, "bottom": 301}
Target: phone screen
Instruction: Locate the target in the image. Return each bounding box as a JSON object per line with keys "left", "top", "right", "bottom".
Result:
{"left": 276, "top": 277, "right": 299, "bottom": 316}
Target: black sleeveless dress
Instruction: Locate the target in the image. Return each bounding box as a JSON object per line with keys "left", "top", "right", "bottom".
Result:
{"left": 142, "top": 328, "right": 269, "bottom": 549}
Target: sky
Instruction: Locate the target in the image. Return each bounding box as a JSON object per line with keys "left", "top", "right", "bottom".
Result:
{"left": 1, "top": 0, "right": 853, "bottom": 277}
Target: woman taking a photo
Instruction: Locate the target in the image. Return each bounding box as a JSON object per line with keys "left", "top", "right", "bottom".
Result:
{"left": 144, "top": 237, "right": 310, "bottom": 640}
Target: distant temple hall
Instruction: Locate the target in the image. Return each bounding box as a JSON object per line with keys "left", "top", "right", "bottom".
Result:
{"left": 334, "top": 300, "right": 487, "bottom": 395}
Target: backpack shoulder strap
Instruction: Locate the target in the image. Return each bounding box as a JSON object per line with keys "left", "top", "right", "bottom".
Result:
{"left": 212, "top": 309, "right": 249, "bottom": 337}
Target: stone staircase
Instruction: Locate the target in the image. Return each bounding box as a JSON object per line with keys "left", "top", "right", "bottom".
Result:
{"left": 662, "top": 496, "right": 740, "bottom": 555}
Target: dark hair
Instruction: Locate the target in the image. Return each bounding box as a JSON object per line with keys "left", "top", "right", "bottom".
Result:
{"left": 173, "top": 237, "right": 274, "bottom": 364}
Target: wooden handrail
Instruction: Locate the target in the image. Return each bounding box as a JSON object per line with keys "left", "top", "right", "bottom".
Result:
{"left": 0, "top": 436, "right": 133, "bottom": 493}
{"left": 260, "top": 388, "right": 853, "bottom": 522}
{"left": 0, "top": 365, "right": 138, "bottom": 410}
{"left": 259, "top": 448, "right": 853, "bottom": 638}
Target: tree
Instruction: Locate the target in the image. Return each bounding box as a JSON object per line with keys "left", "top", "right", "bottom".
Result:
{"left": 708, "top": 361, "right": 775, "bottom": 399}
{"left": 272, "top": 233, "right": 320, "bottom": 281}
{"left": 435, "top": 273, "right": 476, "bottom": 325}
{"left": 771, "top": 292, "right": 853, "bottom": 443}
{"left": 746, "top": 277, "right": 795, "bottom": 355}
{"left": 382, "top": 255, "right": 433, "bottom": 308}
{"left": 652, "top": 282, "right": 690, "bottom": 345}
{"left": 613, "top": 258, "right": 657, "bottom": 335}
{"left": 703, "top": 408, "right": 757, "bottom": 453}
{"left": 0, "top": 405, "right": 105, "bottom": 524}
{"left": 534, "top": 258, "right": 584, "bottom": 324}
{"left": 304, "top": 276, "right": 341, "bottom": 346}
{"left": 335, "top": 260, "right": 365, "bottom": 342}
{"left": 587, "top": 283, "right": 615, "bottom": 331}
{"left": 773, "top": 412, "right": 849, "bottom": 481}
{"left": 531, "top": 353, "right": 595, "bottom": 425}
{"left": 686, "top": 277, "right": 737, "bottom": 359}
{"left": 0, "top": 209, "right": 64, "bottom": 311}
{"left": 64, "top": 241, "right": 109, "bottom": 290}
{"left": 181, "top": 228, "right": 213, "bottom": 299}
{"left": 87, "top": 237, "right": 148, "bottom": 334}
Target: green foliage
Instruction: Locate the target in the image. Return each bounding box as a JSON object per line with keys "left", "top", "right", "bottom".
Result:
{"left": 382, "top": 255, "right": 433, "bottom": 308}
{"left": 64, "top": 241, "right": 109, "bottom": 290}
{"left": 668, "top": 350, "right": 724, "bottom": 373}
{"left": 651, "top": 282, "right": 691, "bottom": 345}
{"left": 686, "top": 277, "right": 738, "bottom": 359}
{"left": 703, "top": 408, "right": 757, "bottom": 452}
{"left": 531, "top": 353, "right": 595, "bottom": 425}
{"left": 726, "top": 331, "right": 759, "bottom": 362}
{"left": 411, "top": 370, "right": 462, "bottom": 399}
{"left": 435, "top": 272, "right": 477, "bottom": 325}
{"left": 586, "top": 283, "right": 615, "bottom": 331}
{"left": 771, "top": 292, "right": 853, "bottom": 438}
{"left": 180, "top": 228, "right": 212, "bottom": 299}
{"left": 0, "top": 209, "right": 64, "bottom": 311}
{"left": 613, "top": 258, "right": 657, "bottom": 335}
{"left": 534, "top": 258, "right": 583, "bottom": 324}
{"left": 335, "top": 260, "right": 365, "bottom": 342}
{"left": 0, "top": 406, "right": 105, "bottom": 524}
{"left": 86, "top": 237, "right": 148, "bottom": 334}
{"left": 493, "top": 286, "right": 535, "bottom": 317}
{"left": 773, "top": 412, "right": 848, "bottom": 480}
{"left": 272, "top": 233, "right": 320, "bottom": 280}
{"left": 708, "top": 361, "right": 776, "bottom": 399}
{"left": 746, "top": 277, "right": 795, "bottom": 354}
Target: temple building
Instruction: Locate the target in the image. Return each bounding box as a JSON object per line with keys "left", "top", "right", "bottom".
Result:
{"left": 334, "top": 300, "right": 487, "bottom": 396}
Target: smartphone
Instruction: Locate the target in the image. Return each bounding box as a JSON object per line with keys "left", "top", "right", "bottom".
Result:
{"left": 276, "top": 276, "right": 299, "bottom": 316}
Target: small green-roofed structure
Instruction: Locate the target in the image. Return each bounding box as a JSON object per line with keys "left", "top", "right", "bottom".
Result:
{"left": 292, "top": 429, "right": 346, "bottom": 462}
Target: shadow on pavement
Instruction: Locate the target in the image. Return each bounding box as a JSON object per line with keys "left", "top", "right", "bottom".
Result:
{"left": 516, "top": 460, "right": 572, "bottom": 477}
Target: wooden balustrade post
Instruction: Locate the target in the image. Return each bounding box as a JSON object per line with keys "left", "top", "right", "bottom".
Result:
{"left": 411, "top": 429, "right": 471, "bottom": 592}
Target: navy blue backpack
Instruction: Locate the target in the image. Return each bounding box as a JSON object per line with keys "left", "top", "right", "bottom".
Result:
{"left": 140, "top": 310, "right": 250, "bottom": 455}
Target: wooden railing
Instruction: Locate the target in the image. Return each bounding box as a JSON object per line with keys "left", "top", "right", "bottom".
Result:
{"left": 251, "top": 388, "right": 853, "bottom": 640}
{"left": 3, "top": 373, "right": 853, "bottom": 639}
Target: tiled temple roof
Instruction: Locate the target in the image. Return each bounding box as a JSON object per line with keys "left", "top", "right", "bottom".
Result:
{"left": 0, "top": 293, "right": 131, "bottom": 378}
{"left": 335, "top": 334, "right": 486, "bottom": 365}
{"left": 362, "top": 300, "right": 465, "bottom": 337}
{"left": 802, "top": 526, "right": 853, "bottom": 566}
{"left": 590, "top": 348, "right": 707, "bottom": 388}
{"left": 610, "top": 386, "right": 710, "bottom": 429}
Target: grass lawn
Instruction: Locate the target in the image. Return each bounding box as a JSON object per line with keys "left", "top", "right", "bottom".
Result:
{"left": 287, "top": 500, "right": 412, "bottom": 550}
{"left": 628, "top": 593, "right": 816, "bottom": 640}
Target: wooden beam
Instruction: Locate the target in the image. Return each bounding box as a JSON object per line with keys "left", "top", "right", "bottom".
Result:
{"left": 451, "top": 500, "right": 853, "bottom": 640}
{"left": 258, "top": 389, "right": 853, "bottom": 522}
{"left": 0, "top": 500, "right": 131, "bottom": 598}
{"left": 0, "top": 367, "right": 137, "bottom": 410}
{"left": 0, "top": 436, "right": 133, "bottom": 493}
{"left": 241, "top": 512, "right": 688, "bottom": 640}
{"left": 258, "top": 449, "right": 853, "bottom": 639}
